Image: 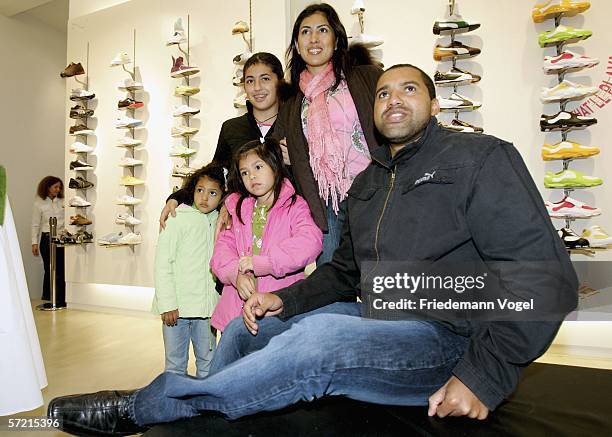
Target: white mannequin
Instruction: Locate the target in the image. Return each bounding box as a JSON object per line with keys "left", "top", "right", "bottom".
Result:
{"left": 0, "top": 193, "right": 47, "bottom": 415}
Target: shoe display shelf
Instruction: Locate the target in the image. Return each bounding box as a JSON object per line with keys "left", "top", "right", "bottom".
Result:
{"left": 231, "top": 3, "right": 253, "bottom": 110}
{"left": 536, "top": 5, "right": 606, "bottom": 256}
{"left": 433, "top": 0, "right": 483, "bottom": 132}
{"left": 62, "top": 44, "right": 95, "bottom": 246}
{"left": 108, "top": 31, "right": 144, "bottom": 248}
{"left": 169, "top": 15, "right": 200, "bottom": 180}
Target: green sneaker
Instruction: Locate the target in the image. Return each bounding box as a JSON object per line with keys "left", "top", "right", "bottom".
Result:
{"left": 544, "top": 169, "right": 602, "bottom": 188}
{"left": 538, "top": 25, "right": 592, "bottom": 47}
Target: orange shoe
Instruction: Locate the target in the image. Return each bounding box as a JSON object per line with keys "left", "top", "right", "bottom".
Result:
{"left": 541, "top": 141, "right": 599, "bottom": 161}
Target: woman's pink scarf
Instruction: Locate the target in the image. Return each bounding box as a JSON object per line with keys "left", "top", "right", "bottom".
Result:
{"left": 299, "top": 62, "right": 350, "bottom": 214}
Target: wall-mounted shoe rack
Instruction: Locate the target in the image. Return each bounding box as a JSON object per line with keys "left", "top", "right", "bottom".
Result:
{"left": 231, "top": 0, "right": 253, "bottom": 110}
{"left": 535, "top": 3, "right": 607, "bottom": 256}
{"left": 63, "top": 42, "right": 95, "bottom": 246}
{"left": 106, "top": 30, "right": 144, "bottom": 248}
{"left": 169, "top": 15, "right": 200, "bottom": 184}
{"left": 433, "top": 0, "right": 483, "bottom": 134}
{"left": 348, "top": 0, "right": 384, "bottom": 67}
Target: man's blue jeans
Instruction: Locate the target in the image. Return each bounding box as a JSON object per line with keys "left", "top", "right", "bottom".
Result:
{"left": 131, "top": 303, "right": 469, "bottom": 425}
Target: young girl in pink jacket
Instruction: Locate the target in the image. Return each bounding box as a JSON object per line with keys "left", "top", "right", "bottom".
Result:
{"left": 210, "top": 138, "right": 322, "bottom": 331}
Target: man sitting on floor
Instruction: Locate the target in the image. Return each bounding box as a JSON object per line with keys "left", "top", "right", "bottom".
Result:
{"left": 48, "top": 64, "right": 578, "bottom": 436}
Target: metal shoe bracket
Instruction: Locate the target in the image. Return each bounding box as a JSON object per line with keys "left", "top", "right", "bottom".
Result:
{"left": 67, "top": 42, "right": 94, "bottom": 246}
{"left": 172, "top": 15, "right": 192, "bottom": 168}
{"left": 544, "top": 12, "right": 601, "bottom": 255}
{"left": 357, "top": 11, "right": 365, "bottom": 34}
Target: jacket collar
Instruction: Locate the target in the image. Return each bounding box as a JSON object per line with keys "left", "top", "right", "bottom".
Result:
{"left": 371, "top": 117, "right": 439, "bottom": 168}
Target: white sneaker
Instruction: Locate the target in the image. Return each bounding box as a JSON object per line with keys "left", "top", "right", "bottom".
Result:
{"left": 166, "top": 17, "right": 186, "bottom": 46}
{"left": 118, "top": 157, "right": 144, "bottom": 167}
{"left": 116, "top": 213, "right": 142, "bottom": 226}
{"left": 351, "top": 0, "right": 365, "bottom": 14}
{"left": 70, "top": 88, "right": 95, "bottom": 101}
{"left": 69, "top": 142, "right": 95, "bottom": 153}
{"left": 581, "top": 226, "right": 612, "bottom": 247}
{"left": 172, "top": 164, "right": 197, "bottom": 177}
{"left": 169, "top": 145, "right": 197, "bottom": 157}
{"left": 541, "top": 79, "right": 598, "bottom": 102}
{"left": 116, "top": 195, "right": 142, "bottom": 205}
{"left": 350, "top": 33, "right": 383, "bottom": 48}
{"left": 98, "top": 231, "right": 124, "bottom": 245}
{"left": 233, "top": 51, "right": 252, "bottom": 65}
{"left": 233, "top": 68, "right": 244, "bottom": 86}
{"left": 116, "top": 137, "right": 143, "bottom": 148}
{"left": 438, "top": 93, "right": 481, "bottom": 111}
{"left": 543, "top": 50, "right": 599, "bottom": 73}
{"left": 110, "top": 52, "right": 131, "bottom": 66}
{"left": 233, "top": 94, "right": 247, "bottom": 108}
{"left": 69, "top": 196, "right": 92, "bottom": 207}
{"left": 173, "top": 105, "right": 200, "bottom": 117}
{"left": 118, "top": 78, "right": 143, "bottom": 91}
{"left": 118, "top": 232, "right": 143, "bottom": 245}
{"left": 115, "top": 115, "right": 143, "bottom": 129}
{"left": 171, "top": 126, "right": 199, "bottom": 137}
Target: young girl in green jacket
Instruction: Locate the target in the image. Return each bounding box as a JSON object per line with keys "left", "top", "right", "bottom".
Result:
{"left": 152, "top": 164, "right": 224, "bottom": 378}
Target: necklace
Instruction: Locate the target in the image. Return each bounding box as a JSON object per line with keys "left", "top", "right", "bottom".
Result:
{"left": 254, "top": 113, "right": 278, "bottom": 124}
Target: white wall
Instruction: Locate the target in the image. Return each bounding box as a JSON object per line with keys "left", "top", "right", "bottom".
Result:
{"left": 0, "top": 8, "right": 66, "bottom": 298}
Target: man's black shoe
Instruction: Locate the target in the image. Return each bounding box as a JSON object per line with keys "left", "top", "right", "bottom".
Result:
{"left": 47, "top": 390, "right": 148, "bottom": 436}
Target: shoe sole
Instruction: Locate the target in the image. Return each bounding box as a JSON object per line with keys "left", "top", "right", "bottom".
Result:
{"left": 540, "top": 122, "right": 595, "bottom": 132}
{"left": 541, "top": 91, "right": 597, "bottom": 103}
{"left": 545, "top": 181, "right": 602, "bottom": 188}
{"left": 539, "top": 35, "right": 591, "bottom": 48}
{"left": 434, "top": 51, "right": 479, "bottom": 61}
{"left": 173, "top": 110, "right": 200, "bottom": 117}
{"left": 170, "top": 68, "right": 200, "bottom": 78}
{"left": 434, "top": 25, "right": 480, "bottom": 36}
{"left": 542, "top": 151, "right": 598, "bottom": 160}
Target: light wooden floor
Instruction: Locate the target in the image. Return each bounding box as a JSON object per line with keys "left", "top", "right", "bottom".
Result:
{"left": 4, "top": 300, "right": 612, "bottom": 437}
{"left": 4, "top": 301, "right": 168, "bottom": 437}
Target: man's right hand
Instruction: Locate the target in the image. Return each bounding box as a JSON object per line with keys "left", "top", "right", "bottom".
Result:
{"left": 159, "top": 199, "right": 179, "bottom": 231}
{"left": 32, "top": 244, "right": 39, "bottom": 256}
{"left": 243, "top": 292, "right": 284, "bottom": 335}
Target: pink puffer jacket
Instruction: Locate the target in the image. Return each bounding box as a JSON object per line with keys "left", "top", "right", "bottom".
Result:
{"left": 210, "top": 179, "right": 322, "bottom": 331}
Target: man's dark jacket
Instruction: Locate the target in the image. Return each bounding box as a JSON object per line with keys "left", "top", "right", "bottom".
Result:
{"left": 276, "top": 118, "right": 578, "bottom": 410}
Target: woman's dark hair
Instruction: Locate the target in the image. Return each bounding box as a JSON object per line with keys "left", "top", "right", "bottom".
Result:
{"left": 36, "top": 176, "right": 64, "bottom": 200}
{"left": 286, "top": 3, "right": 350, "bottom": 93}
{"left": 228, "top": 138, "right": 295, "bottom": 224}
{"left": 182, "top": 163, "right": 225, "bottom": 209}
{"left": 243, "top": 52, "right": 292, "bottom": 102}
